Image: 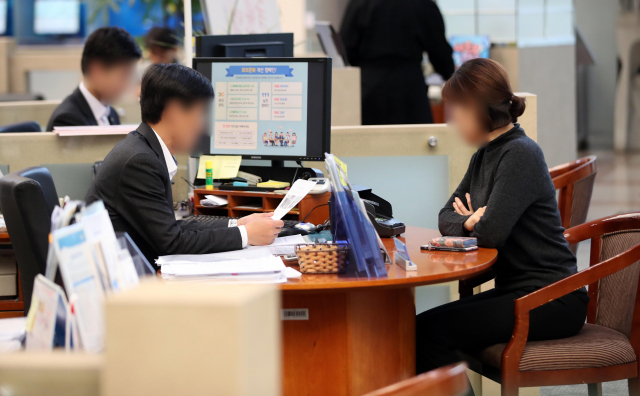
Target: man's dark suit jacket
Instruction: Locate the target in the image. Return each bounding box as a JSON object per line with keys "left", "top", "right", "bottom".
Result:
{"left": 46, "top": 87, "right": 121, "bottom": 131}
{"left": 85, "top": 123, "right": 242, "bottom": 264}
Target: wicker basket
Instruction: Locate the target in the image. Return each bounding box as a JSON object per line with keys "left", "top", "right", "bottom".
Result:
{"left": 294, "top": 243, "right": 349, "bottom": 274}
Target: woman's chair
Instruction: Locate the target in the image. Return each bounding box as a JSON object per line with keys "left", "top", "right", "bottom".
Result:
{"left": 465, "top": 213, "right": 640, "bottom": 396}
{"left": 459, "top": 155, "right": 598, "bottom": 298}
{"left": 362, "top": 363, "right": 469, "bottom": 396}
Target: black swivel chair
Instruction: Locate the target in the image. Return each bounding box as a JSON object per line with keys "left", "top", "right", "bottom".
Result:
{"left": 0, "top": 121, "right": 42, "bottom": 133}
{"left": 0, "top": 167, "right": 59, "bottom": 314}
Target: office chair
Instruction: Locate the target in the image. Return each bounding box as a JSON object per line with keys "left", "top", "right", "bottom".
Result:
{"left": 0, "top": 167, "right": 59, "bottom": 314}
{"left": 464, "top": 213, "right": 640, "bottom": 396}
{"left": 362, "top": 363, "right": 468, "bottom": 396}
{"left": 549, "top": 155, "right": 598, "bottom": 253}
{"left": 0, "top": 121, "right": 42, "bottom": 133}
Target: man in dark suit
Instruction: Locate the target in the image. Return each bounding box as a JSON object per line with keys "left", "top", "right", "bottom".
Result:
{"left": 86, "top": 64, "right": 283, "bottom": 263}
{"left": 47, "top": 27, "right": 142, "bottom": 131}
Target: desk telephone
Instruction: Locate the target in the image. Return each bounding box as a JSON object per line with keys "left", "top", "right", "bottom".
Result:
{"left": 353, "top": 186, "right": 406, "bottom": 238}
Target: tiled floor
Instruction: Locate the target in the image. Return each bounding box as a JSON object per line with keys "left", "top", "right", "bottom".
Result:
{"left": 584, "top": 150, "right": 640, "bottom": 222}
{"left": 541, "top": 150, "right": 640, "bottom": 396}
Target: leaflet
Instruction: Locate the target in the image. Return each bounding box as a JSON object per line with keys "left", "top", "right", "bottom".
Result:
{"left": 271, "top": 179, "right": 317, "bottom": 220}
{"left": 52, "top": 223, "right": 105, "bottom": 353}
{"left": 25, "top": 275, "right": 66, "bottom": 351}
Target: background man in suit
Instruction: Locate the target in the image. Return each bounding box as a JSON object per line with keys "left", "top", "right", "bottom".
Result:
{"left": 46, "top": 27, "right": 142, "bottom": 131}
{"left": 85, "top": 64, "right": 283, "bottom": 264}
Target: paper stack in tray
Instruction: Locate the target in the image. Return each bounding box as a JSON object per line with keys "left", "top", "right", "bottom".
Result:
{"left": 157, "top": 246, "right": 302, "bottom": 284}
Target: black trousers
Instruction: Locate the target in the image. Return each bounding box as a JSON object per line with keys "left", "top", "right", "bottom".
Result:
{"left": 416, "top": 286, "right": 589, "bottom": 374}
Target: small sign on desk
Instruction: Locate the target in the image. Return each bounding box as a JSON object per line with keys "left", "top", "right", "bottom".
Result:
{"left": 393, "top": 237, "right": 417, "bottom": 271}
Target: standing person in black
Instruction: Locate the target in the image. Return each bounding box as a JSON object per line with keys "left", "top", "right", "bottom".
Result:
{"left": 47, "top": 27, "right": 142, "bottom": 131}
{"left": 415, "top": 59, "right": 588, "bottom": 393}
{"left": 339, "top": 0, "right": 454, "bottom": 125}
{"left": 85, "top": 64, "right": 283, "bottom": 264}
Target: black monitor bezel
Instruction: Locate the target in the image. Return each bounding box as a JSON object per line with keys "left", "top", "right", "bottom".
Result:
{"left": 192, "top": 56, "right": 332, "bottom": 162}
{"left": 195, "top": 33, "right": 294, "bottom": 58}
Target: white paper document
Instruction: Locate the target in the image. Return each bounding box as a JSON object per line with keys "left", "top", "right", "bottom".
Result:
{"left": 271, "top": 179, "right": 317, "bottom": 220}
{"left": 161, "top": 255, "right": 285, "bottom": 278}
{"left": 157, "top": 246, "right": 274, "bottom": 266}
{"left": 201, "top": 195, "right": 229, "bottom": 207}
{"left": 0, "top": 317, "right": 26, "bottom": 343}
{"left": 264, "top": 235, "right": 306, "bottom": 255}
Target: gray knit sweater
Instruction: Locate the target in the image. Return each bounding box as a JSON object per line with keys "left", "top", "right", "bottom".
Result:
{"left": 439, "top": 125, "right": 579, "bottom": 291}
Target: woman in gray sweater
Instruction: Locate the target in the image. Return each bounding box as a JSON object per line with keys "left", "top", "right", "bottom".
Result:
{"left": 416, "top": 59, "right": 588, "bottom": 391}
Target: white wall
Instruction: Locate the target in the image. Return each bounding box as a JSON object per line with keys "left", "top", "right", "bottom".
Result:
{"left": 575, "top": 0, "right": 619, "bottom": 149}
{"left": 519, "top": 45, "right": 577, "bottom": 167}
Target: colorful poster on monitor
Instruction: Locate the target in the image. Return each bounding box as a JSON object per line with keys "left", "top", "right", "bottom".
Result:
{"left": 210, "top": 62, "right": 309, "bottom": 157}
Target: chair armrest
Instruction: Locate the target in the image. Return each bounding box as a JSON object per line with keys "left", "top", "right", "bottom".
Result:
{"left": 459, "top": 269, "right": 495, "bottom": 299}
{"left": 501, "top": 242, "right": 640, "bottom": 371}
{"left": 517, "top": 242, "right": 640, "bottom": 314}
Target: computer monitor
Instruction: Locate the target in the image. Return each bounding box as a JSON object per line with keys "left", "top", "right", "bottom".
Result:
{"left": 195, "top": 33, "right": 294, "bottom": 58}
{"left": 315, "top": 22, "right": 349, "bottom": 68}
{"left": 33, "top": 0, "right": 81, "bottom": 35}
{"left": 192, "top": 57, "right": 332, "bottom": 165}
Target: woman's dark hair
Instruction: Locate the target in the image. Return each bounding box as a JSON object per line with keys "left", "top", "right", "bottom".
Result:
{"left": 442, "top": 58, "right": 525, "bottom": 132}
{"left": 140, "top": 63, "right": 214, "bottom": 124}
{"left": 81, "top": 27, "right": 141, "bottom": 75}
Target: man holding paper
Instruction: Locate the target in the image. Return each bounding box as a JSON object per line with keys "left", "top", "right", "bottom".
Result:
{"left": 86, "top": 64, "right": 283, "bottom": 264}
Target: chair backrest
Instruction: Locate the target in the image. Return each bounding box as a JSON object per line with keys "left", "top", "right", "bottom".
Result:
{"left": 575, "top": 214, "right": 640, "bottom": 340}
{"left": 0, "top": 121, "right": 42, "bottom": 133}
{"left": 0, "top": 167, "right": 59, "bottom": 313}
{"left": 550, "top": 156, "right": 597, "bottom": 253}
{"left": 361, "top": 363, "right": 468, "bottom": 396}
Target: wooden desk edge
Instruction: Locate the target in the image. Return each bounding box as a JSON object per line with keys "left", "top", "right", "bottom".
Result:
{"left": 280, "top": 255, "right": 497, "bottom": 292}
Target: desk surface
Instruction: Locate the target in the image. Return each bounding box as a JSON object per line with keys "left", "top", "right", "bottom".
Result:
{"left": 0, "top": 231, "right": 9, "bottom": 244}
{"left": 281, "top": 226, "right": 497, "bottom": 292}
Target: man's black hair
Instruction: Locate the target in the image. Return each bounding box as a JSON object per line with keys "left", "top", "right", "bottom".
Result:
{"left": 140, "top": 63, "right": 214, "bottom": 124}
{"left": 145, "top": 27, "right": 179, "bottom": 51}
{"left": 81, "top": 27, "right": 142, "bottom": 75}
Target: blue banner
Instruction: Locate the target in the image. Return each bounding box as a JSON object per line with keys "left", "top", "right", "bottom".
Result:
{"left": 226, "top": 65, "right": 294, "bottom": 77}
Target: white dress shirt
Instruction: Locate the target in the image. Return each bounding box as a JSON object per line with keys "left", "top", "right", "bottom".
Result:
{"left": 150, "top": 127, "right": 248, "bottom": 247}
{"left": 79, "top": 82, "right": 111, "bottom": 126}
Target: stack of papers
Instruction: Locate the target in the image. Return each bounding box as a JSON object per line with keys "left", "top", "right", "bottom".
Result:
{"left": 0, "top": 317, "right": 26, "bottom": 353}
{"left": 157, "top": 243, "right": 304, "bottom": 284}
{"left": 201, "top": 195, "right": 228, "bottom": 207}
{"left": 53, "top": 124, "right": 137, "bottom": 136}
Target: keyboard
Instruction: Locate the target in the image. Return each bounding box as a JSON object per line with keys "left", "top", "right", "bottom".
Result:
{"left": 181, "top": 215, "right": 300, "bottom": 228}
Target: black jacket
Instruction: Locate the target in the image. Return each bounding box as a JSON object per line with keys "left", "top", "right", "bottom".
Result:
{"left": 340, "top": 0, "right": 454, "bottom": 125}
{"left": 85, "top": 123, "right": 242, "bottom": 265}
{"left": 46, "top": 87, "right": 121, "bottom": 131}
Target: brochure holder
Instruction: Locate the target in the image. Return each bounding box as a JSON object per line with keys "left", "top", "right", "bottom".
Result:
{"left": 325, "top": 154, "right": 387, "bottom": 278}
{"left": 116, "top": 232, "right": 156, "bottom": 277}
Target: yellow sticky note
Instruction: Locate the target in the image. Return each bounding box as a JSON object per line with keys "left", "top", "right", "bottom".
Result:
{"left": 333, "top": 156, "right": 348, "bottom": 187}
{"left": 197, "top": 155, "right": 242, "bottom": 180}
{"left": 25, "top": 296, "right": 39, "bottom": 333}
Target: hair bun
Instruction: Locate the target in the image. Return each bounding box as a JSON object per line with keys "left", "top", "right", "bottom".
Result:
{"left": 509, "top": 95, "right": 526, "bottom": 122}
